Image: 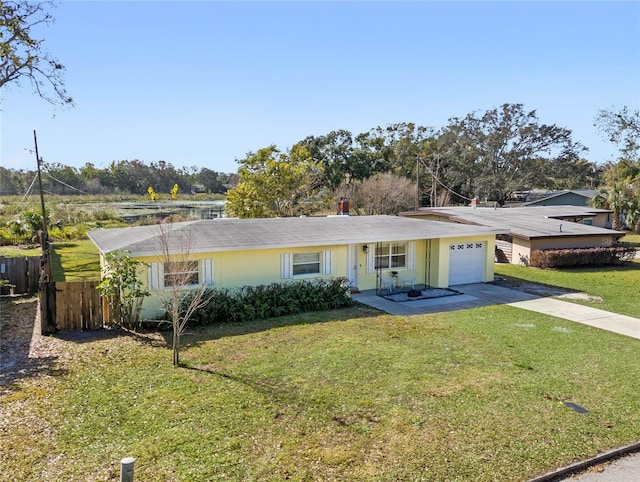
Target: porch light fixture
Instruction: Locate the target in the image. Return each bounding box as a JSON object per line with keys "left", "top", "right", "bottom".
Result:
{"left": 362, "top": 245, "right": 368, "bottom": 253}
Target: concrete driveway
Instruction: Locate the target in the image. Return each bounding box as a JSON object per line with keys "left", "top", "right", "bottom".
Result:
{"left": 352, "top": 282, "right": 640, "bottom": 340}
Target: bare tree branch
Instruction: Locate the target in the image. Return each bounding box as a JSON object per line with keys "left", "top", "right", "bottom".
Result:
{"left": 0, "top": 0, "right": 73, "bottom": 106}
{"left": 153, "top": 220, "right": 212, "bottom": 366}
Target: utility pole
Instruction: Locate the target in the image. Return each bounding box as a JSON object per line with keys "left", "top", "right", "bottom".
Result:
{"left": 415, "top": 156, "right": 420, "bottom": 210}
{"left": 34, "top": 130, "right": 55, "bottom": 334}
{"left": 34, "top": 131, "right": 48, "bottom": 235}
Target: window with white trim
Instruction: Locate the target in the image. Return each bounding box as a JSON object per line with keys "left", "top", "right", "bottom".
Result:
{"left": 148, "top": 259, "right": 214, "bottom": 289}
{"left": 164, "top": 261, "right": 199, "bottom": 287}
{"left": 292, "top": 252, "right": 321, "bottom": 276}
{"left": 281, "top": 251, "right": 332, "bottom": 279}
{"left": 375, "top": 242, "right": 406, "bottom": 269}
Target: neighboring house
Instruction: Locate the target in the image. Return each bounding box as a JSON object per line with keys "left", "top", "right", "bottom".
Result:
{"left": 400, "top": 206, "right": 625, "bottom": 265}
{"left": 518, "top": 189, "right": 598, "bottom": 207}
{"left": 88, "top": 215, "right": 505, "bottom": 319}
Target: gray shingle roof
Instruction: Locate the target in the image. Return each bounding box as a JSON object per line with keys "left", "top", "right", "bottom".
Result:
{"left": 405, "top": 206, "right": 623, "bottom": 240}
{"left": 87, "top": 215, "right": 506, "bottom": 256}
{"left": 520, "top": 189, "right": 598, "bottom": 206}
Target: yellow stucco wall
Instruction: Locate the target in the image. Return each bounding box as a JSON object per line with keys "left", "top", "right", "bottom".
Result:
{"left": 357, "top": 240, "right": 429, "bottom": 291}
{"left": 105, "top": 233, "right": 498, "bottom": 320}
{"left": 216, "top": 245, "right": 349, "bottom": 288}
{"left": 135, "top": 245, "right": 350, "bottom": 319}
{"left": 355, "top": 235, "right": 496, "bottom": 290}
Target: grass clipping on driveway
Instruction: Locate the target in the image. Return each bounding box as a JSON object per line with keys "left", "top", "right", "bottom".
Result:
{"left": 2, "top": 303, "right": 639, "bottom": 481}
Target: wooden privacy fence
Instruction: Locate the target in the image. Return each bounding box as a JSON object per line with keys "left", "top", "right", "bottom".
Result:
{"left": 52, "top": 281, "right": 104, "bottom": 331}
{"left": 0, "top": 256, "right": 40, "bottom": 295}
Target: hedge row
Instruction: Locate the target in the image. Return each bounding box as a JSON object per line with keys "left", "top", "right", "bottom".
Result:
{"left": 180, "top": 277, "right": 353, "bottom": 326}
{"left": 529, "top": 246, "right": 637, "bottom": 268}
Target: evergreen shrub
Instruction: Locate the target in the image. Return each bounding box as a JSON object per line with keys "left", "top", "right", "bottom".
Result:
{"left": 529, "top": 246, "right": 636, "bottom": 268}
{"left": 182, "top": 277, "right": 352, "bottom": 326}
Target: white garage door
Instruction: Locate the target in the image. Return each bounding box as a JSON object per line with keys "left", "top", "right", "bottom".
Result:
{"left": 448, "top": 242, "right": 486, "bottom": 285}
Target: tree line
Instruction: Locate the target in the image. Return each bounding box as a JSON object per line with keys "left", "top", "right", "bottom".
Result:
{"left": 3, "top": 104, "right": 637, "bottom": 222}
{"left": 224, "top": 104, "right": 639, "bottom": 226}
{"left": 226, "top": 103, "right": 612, "bottom": 217}
{"left": 0, "top": 103, "right": 594, "bottom": 199}
{"left": 0, "top": 160, "right": 234, "bottom": 196}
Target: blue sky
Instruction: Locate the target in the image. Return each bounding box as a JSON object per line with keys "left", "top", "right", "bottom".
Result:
{"left": 2, "top": 1, "right": 639, "bottom": 174}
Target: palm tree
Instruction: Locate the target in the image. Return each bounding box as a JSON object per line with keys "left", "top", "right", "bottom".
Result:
{"left": 623, "top": 183, "right": 640, "bottom": 233}
{"left": 591, "top": 183, "right": 634, "bottom": 231}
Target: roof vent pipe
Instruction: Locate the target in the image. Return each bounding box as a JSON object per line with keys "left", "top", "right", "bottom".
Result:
{"left": 559, "top": 224, "right": 563, "bottom": 232}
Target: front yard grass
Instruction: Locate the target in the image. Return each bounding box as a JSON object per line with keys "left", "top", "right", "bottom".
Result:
{"left": 2, "top": 301, "right": 639, "bottom": 481}
{"left": 495, "top": 259, "right": 640, "bottom": 318}
{"left": 49, "top": 240, "right": 101, "bottom": 282}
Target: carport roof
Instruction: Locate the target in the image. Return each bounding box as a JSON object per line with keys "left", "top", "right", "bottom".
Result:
{"left": 402, "top": 206, "right": 625, "bottom": 240}
{"left": 88, "top": 215, "right": 506, "bottom": 256}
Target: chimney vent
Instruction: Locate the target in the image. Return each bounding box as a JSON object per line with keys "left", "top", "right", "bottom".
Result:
{"left": 338, "top": 197, "right": 350, "bottom": 215}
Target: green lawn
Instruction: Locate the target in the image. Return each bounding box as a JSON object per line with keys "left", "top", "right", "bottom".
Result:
{"left": 0, "top": 245, "right": 42, "bottom": 257}
{"left": 495, "top": 259, "right": 640, "bottom": 318}
{"left": 49, "top": 240, "right": 101, "bottom": 282}
{"left": 619, "top": 232, "right": 640, "bottom": 246}
{"left": 0, "top": 240, "right": 100, "bottom": 281}
{"left": 2, "top": 245, "right": 639, "bottom": 481}
{"left": 2, "top": 297, "right": 639, "bottom": 481}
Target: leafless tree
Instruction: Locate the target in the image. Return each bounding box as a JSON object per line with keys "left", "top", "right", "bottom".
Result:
{"left": 433, "top": 189, "right": 451, "bottom": 207}
{"left": 595, "top": 106, "right": 640, "bottom": 161}
{"left": 153, "top": 220, "right": 212, "bottom": 366}
{"left": 337, "top": 172, "right": 416, "bottom": 215}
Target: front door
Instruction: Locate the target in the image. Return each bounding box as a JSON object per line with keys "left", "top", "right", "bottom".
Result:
{"left": 348, "top": 244, "right": 359, "bottom": 290}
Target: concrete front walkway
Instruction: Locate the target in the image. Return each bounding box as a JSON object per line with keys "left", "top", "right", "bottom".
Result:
{"left": 352, "top": 283, "right": 640, "bottom": 340}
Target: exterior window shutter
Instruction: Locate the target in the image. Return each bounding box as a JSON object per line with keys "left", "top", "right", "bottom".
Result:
{"left": 202, "top": 259, "right": 215, "bottom": 285}
{"left": 148, "top": 262, "right": 162, "bottom": 290}
{"left": 323, "top": 250, "right": 332, "bottom": 275}
{"left": 281, "top": 253, "right": 292, "bottom": 279}
{"left": 407, "top": 241, "right": 416, "bottom": 270}
{"left": 366, "top": 244, "right": 375, "bottom": 274}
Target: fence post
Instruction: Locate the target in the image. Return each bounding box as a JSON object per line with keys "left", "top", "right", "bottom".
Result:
{"left": 120, "top": 457, "right": 135, "bottom": 482}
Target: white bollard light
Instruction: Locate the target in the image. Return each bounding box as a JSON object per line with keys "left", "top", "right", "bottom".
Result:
{"left": 120, "top": 457, "right": 135, "bottom": 482}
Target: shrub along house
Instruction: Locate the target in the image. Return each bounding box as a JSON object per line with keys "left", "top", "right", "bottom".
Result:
{"left": 88, "top": 215, "right": 505, "bottom": 319}
{"left": 400, "top": 206, "right": 625, "bottom": 265}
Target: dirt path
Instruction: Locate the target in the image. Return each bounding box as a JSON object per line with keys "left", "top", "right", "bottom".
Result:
{"left": 0, "top": 296, "right": 66, "bottom": 396}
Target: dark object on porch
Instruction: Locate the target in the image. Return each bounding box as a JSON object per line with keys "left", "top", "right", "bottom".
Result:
{"left": 382, "top": 287, "right": 461, "bottom": 303}
{"left": 407, "top": 289, "right": 422, "bottom": 298}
